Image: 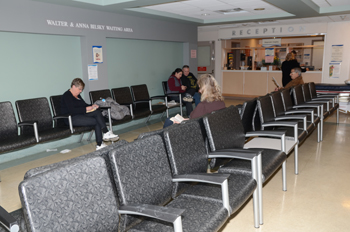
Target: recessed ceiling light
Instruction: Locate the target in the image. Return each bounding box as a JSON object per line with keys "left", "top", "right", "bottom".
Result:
{"left": 254, "top": 8, "right": 265, "bottom": 11}
{"left": 201, "top": 13, "right": 210, "bottom": 16}
{"left": 215, "top": 8, "right": 247, "bottom": 14}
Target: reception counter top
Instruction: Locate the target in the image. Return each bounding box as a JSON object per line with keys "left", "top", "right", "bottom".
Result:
{"left": 222, "top": 70, "right": 322, "bottom": 97}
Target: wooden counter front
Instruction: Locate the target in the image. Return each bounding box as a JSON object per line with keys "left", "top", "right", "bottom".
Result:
{"left": 222, "top": 70, "right": 322, "bottom": 97}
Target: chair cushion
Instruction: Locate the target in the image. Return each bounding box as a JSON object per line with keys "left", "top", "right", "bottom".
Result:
{"left": 0, "top": 135, "right": 36, "bottom": 154}
{"left": 180, "top": 172, "right": 256, "bottom": 214}
{"left": 128, "top": 194, "right": 228, "bottom": 232}
{"left": 219, "top": 148, "right": 286, "bottom": 183}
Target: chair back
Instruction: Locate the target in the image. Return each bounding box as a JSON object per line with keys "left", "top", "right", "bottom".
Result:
{"left": 16, "top": 97, "right": 53, "bottom": 135}
{"left": 89, "top": 89, "right": 112, "bottom": 104}
{"left": 0, "top": 101, "right": 18, "bottom": 140}
{"left": 270, "top": 91, "right": 285, "bottom": 117}
{"left": 49, "top": 95, "right": 66, "bottom": 128}
{"left": 291, "top": 85, "right": 306, "bottom": 105}
{"left": 280, "top": 88, "right": 294, "bottom": 111}
{"left": 256, "top": 95, "right": 275, "bottom": 124}
{"left": 111, "top": 87, "right": 133, "bottom": 105}
{"left": 19, "top": 155, "right": 119, "bottom": 232}
{"left": 302, "top": 83, "right": 313, "bottom": 102}
{"left": 162, "top": 81, "right": 168, "bottom": 95}
{"left": 240, "top": 98, "right": 257, "bottom": 133}
{"left": 109, "top": 135, "right": 173, "bottom": 229}
{"left": 203, "top": 105, "right": 245, "bottom": 151}
{"left": 309, "top": 82, "right": 318, "bottom": 98}
{"left": 130, "top": 84, "right": 151, "bottom": 109}
{"left": 164, "top": 120, "right": 208, "bottom": 197}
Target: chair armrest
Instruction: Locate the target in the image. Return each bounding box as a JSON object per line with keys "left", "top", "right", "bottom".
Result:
{"left": 284, "top": 109, "right": 314, "bottom": 115}
{"left": 151, "top": 95, "right": 166, "bottom": 101}
{"left": 165, "top": 93, "right": 182, "bottom": 97}
{"left": 119, "top": 204, "right": 184, "bottom": 224}
{"left": 275, "top": 115, "right": 307, "bottom": 131}
{"left": 98, "top": 106, "right": 111, "bottom": 110}
{"left": 246, "top": 130, "right": 286, "bottom": 139}
{"left": 208, "top": 149, "right": 261, "bottom": 160}
{"left": 53, "top": 115, "right": 73, "bottom": 133}
{"left": 18, "top": 121, "right": 39, "bottom": 142}
{"left": 134, "top": 100, "right": 151, "bottom": 104}
{"left": 173, "top": 173, "right": 231, "bottom": 215}
{"left": 262, "top": 121, "right": 298, "bottom": 128}
{"left": 172, "top": 173, "right": 230, "bottom": 185}
{"left": 0, "top": 206, "right": 19, "bottom": 232}
{"left": 292, "top": 104, "right": 320, "bottom": 109}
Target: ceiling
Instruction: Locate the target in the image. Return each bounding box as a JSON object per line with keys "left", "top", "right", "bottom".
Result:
{"left": 33, "top": 0, "right": 350, "bottom": 27}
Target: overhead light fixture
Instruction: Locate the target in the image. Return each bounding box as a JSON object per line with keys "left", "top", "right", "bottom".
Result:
{"left": 215, "top": 8, "right": 247, "bottom": 15}
{"left": 254, "top": 8, "right": 265, "bottom": 11}
{"left": 201, "top": 13, "right": 210, "bottom": 16}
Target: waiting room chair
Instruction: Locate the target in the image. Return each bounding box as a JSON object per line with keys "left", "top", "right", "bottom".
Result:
{"left": 111, "top": 86, "right": 150, "bottom": 120}
{"left": 163, "top": 120, "right": 260, "bottom": 228}
{"left": 50, "top": 95, "right": 94, "bottom": 142}
{"left": 109, "top": 135, "right": 230, "bottom": 232}
{"left": 130, "top": 84, "right": 168, "bottom": 122}
{"left": 15, "top": 97, "right": 72, "bottom": 143}
{"left": 162, "top": 81, "right": 183, "bottom": 117}
{"left": 0, "top": 101, "right": 37, "bottom": 154}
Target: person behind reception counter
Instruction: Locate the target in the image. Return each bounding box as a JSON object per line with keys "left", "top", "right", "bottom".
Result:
{"left": 275, "top": 67, "right": 304, "bottom": 91}
{"left": 281, "top": 52, "right": 306, "bottom": 87}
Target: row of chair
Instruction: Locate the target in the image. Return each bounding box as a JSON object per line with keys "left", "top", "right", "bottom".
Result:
{"left": 0, "top": 83, "right": 186, "bottom": 155}
{"left": 0, "top": 82, "right": 340, "bottom": 231}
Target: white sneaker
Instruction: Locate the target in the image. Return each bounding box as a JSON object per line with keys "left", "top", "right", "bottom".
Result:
{"left": 103, "top": 131, "right": 119, "bottom": 141}
{"left": 183, "top": 96, "right": 193, "bottom": 103}
{"left": 96, "top": 143, "right": 108, "bottom": 150}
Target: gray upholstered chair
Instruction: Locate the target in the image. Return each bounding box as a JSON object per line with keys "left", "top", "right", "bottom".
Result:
{"left": 111, "top": 86, "right": 151, "bottom": 120}
{"left": 0, "top": 101, "right": 37, "bottom": 154}
{"left": 291, "top": 85, "right": 326, "bottom": 141}
{"left": 89, "top": 89, "right": 133, "bottom": 129}
{"left": 19, "top": 155, "right": 121, "bottom": 232}
{"left": 109, "top": 135, "right": 230, "bottom": 232}
{"left": 163, "top": 120, "right": 260, "bottom": 228}
{"left": 130, "top": 84, "right": 168, "bottom": 122}
{"left": 203, "top": 105, "right": 288, "bottom": 225}
{"left": 15, "top": 97, "right": 72, "bottom": 143}
{"left": 162, "top": 81, "right": 183, "bottom": 117}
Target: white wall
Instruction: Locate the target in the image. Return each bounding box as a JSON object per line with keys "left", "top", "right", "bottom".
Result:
{"left": 322, "top": 21, "right": 350, "bottom": 83}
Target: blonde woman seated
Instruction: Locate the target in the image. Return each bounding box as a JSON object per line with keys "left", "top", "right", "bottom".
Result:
{"left": 163, "top": 74, "right": 225, "bottom": 128}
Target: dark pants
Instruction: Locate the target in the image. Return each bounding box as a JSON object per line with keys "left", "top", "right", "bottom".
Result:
{"left": 169, "top": 93, "right": 193, "bottom": 116}
{"left": 67, "top": 110, "right": 107, "bottom": 146}
{"left": 163, "top": 117, "right": 174, "bottom": 128}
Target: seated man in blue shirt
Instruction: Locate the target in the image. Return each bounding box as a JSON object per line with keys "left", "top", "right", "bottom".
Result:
{"left": 181, "top": 65, "right": 201, "bottom": 106}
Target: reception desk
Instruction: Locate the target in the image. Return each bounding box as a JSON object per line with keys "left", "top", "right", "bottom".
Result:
{"left": 222, "top": 70, "right": 322, "bottom": 97}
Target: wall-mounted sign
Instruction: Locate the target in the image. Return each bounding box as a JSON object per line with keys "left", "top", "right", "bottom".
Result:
{"left": 88, "top": 64, "right": 98, "bottom": 81}
{"left": 262, "top": 38, "right": 281, "bottom": 47}
{"left": 265, "top": 48, "right": 275, "bottom": 63}
{"left": 191, "top": 50, "right": 197, "bottom": 58}
{"left": 46, "top": 19, "right": 133, "bottom": 32}
{"left": 329, "top": 62, "right": 341, "bottom": 78}
{"left": 331, "top": 45, "right": 343, "bottom": 62}
{"left": 198, "top": 67, "right": 207, "bottom": 71}
{"left": 93, "top": 46, "right": 103, "bottom": 63}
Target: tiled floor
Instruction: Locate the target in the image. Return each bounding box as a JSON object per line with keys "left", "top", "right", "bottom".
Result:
{"left": 1, "top": 98, "right": 349, "bottom": 232}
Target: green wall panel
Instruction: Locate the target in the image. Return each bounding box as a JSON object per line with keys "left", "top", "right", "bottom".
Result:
{"left": 106, "top": 38, "right": 183, "bottom": 96}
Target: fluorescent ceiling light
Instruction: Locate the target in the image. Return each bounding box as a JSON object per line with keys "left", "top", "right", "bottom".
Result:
{"left": 73, "top": 0, "right": 135, "bottom": 6}
{"left": 258, "top": 20, "right": 278, "bottom": 24}
{"left": 215, "top": 8, "right": 248, "bottom": 15}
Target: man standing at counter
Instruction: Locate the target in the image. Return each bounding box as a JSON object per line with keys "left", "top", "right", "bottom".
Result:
{"left": 181, "top": 65, "right": 201, "bottom": 106}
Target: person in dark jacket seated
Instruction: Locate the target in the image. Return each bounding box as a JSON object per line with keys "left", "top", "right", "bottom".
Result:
{"left": 163, "top": 74, "right": 225, "bottom": 128}
{"left": 61, "top": 78, "right": 119, "bottom": 150}
{"left": 167, "top": 68, "right": 193, "bottom": 116}
{"left": 181, "top": 65, "right": 201, "bottom": 106}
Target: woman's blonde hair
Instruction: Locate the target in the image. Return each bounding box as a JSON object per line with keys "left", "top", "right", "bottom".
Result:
{"left": 285, "top": 52, "right": 295, "bottom": 61}
{"left": 197, "top": 74, "right": 224, "bottom": 102}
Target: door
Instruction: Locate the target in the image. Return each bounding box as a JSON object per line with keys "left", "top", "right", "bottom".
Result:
{"left": 197, "top": 41, "right": 215, "bottom": 75}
